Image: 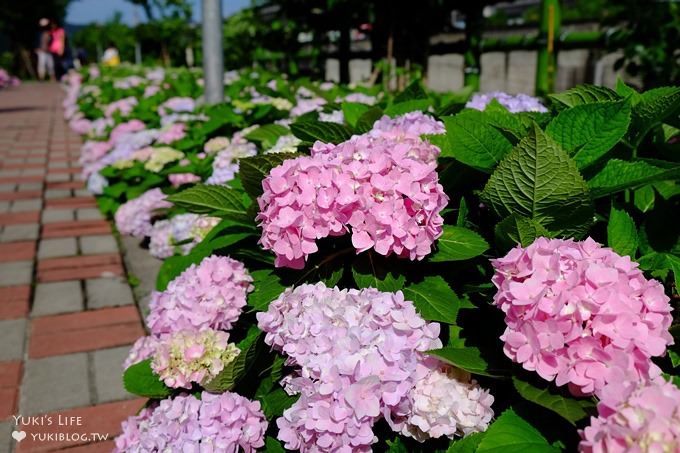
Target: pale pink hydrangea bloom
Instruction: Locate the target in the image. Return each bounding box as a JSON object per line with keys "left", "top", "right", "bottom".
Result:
{"left": 259, "top": 283, "right": 492, "bottom": 450}
{"left": 79, "top": 140, "right": 112, "bottom": 166}
{"left": 110, "top": 120, "right": 145, "bottom": 143}
{"left": 168, "top": 172, "right": 201, "bottom": 187}
{"left": 398, "top": 358, "right": 494, "bottom": 441}
{"left": 114, "top": 392, "right": 267, "bottom": 452}
{"left": 368, "top": 111, "right": 445, "bottom": 142}
{"left": 158, "top": 97, "right": 196, "bottom": 116}
{"left": 123, "top": 335, "right": 159, "bottom": 369}
{"left": 205, "top": 130, "right": 257, "bottom": 185}
{"left": 491, "top": 237, "right": 673, "bottom": 395}
{"left": 149, "top": 214, "right": 219, "bottom": 258}
{"left": 156, "top": 123, "right": 186, "bottom": 145}
{"left": 105, "top": 96, "right": 138, "bottom": 118}
{"left": 148, "top": 219, "right": 174, "bottom": 259}
{"left": 257, "top": 117, "right": 448, "bottom": 268}
{"left": 143, "top": 85, "right": 160, "bottom": 98}
{"left": 147, "top": 255, "right": 253, "bottom": 335}
{"left": 114, "top": 188, "right": 172, "bottom": 238}
{"left": 151, "top": 328, "right": 240, "bottom": 388}
{"left": 579, "top": 377, "right": 680, "bottom": 453}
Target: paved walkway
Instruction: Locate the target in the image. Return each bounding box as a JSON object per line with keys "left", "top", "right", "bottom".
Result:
{"left": 0, "top": 83, "right": 145, "bottom": 452}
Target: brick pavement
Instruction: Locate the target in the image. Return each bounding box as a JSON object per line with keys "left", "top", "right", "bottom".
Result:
{"left": 0, "top": 83, "right": 145, "bottom": 452}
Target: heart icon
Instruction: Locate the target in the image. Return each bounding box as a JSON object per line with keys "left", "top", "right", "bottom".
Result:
{"left": 12, "top": 430, "right": 26, "bottom": 442}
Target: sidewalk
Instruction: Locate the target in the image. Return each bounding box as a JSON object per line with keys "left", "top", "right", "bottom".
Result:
{"left": 0, "top": 83, "right": 145, "bottom": 452}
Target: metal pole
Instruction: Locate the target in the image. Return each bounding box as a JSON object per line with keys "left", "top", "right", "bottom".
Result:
{"left": 135, "top": 43, "right": 142, "bottom": 65}
{"left": 202, "top": 0, "right": 224, "bottom": 104}
{"left": 535, "top": 0, "right": 561, "bottom": 96}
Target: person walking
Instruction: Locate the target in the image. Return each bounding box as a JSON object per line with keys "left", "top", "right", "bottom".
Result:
{"left": 49, "top": 20, "right": 66, "bottom": 80}
{"left": 35, "top": 18, "right": 54, "bottom": 81}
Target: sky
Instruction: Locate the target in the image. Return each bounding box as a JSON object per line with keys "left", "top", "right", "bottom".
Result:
{"left": 65, "top": 0, "right": 251, "bottom": 25}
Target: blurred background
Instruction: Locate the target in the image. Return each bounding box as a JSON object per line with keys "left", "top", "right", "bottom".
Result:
{"left": 0, "top": 0, "right": 678, "bottom": 93}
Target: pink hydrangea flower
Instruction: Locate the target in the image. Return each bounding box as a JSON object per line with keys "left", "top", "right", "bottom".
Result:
{"left": 110, "top": 120, "right": 146, "bottom": 143}
{"left": 146, "top": 255, "right": 253, "bottom": 335}
{"left": 398, "top": 358, "right": 494, "bottom": 441}
{"left": 151, "top": 329, "right": 240, "bottom": 388}
{"left": 368, "top": 111, "right": 445, "bottom": 141}
{"left": 168, "top": 172, "right": 201, "bottom": 187}
{"left": 114, "top": 392, "right": 267, "bottom": 452}
{"left": 158, "top": 97, "right": 196, "bottom": 116}
{"left": 205, "top": 130, "right": 257, "bottom": 185}
{"left": 79, "top": 140, "right": 112, "bottom": 166}
{"left": 491, "top": 237, "right": 673, "bottom": 395}
{"left": 105, "top": 96, "right": 139, "bottom": 118}
{"left": 466, "top": 91, "right": 548, "bottom": 113}
{"left": 156, "top": 123, "right": 186, "bottom": 145}
{"left": 114, "top": 188, "right": 172, "bottom": 238}
{"left": 257, "top": 118, "right": 448, "bottom": 268}
{"left": 123, "top": 336, "right": 159, "bottom": 369}
{"left": 579, "top": 377, "right": 680, "bottom": 453}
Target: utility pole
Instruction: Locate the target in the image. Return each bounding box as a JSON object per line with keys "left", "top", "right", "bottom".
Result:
{"left": 535, "top": 0, "right": 561, "bottom": 96}
{"left": 202, "top": 0, "right": 224, "bottom": 104}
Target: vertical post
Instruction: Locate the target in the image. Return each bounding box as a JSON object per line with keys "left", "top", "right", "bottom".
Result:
{"left": 202, "top": 0, "right": 224, "bottom": 104}
{"left": 535, "top": 0, "right": 561, "bottom": 96}
{"left": 463, "top": 5, "right": 483, "bottom": 91}
{"left": 135, "top": 43, "right": 142, "bottom": 65}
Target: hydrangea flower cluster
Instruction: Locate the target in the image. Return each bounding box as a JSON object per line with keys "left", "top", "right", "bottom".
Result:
{"left": 264, "top": 134, "right": 302, "bottom": 154}
{"left": 110, "top": 119, "right": 145, "bottom": 143}
{"left": 579, "top": 377, "right": 680, "bottom": 452}
{"left": 258, "top": 283, "right": 494, "bottom": 450}
{"left": 290, "top": 97, "right": 326, "bottom": 117}
{"left": 368, "top": 111, "right": 446, "bottom": 143}
{"left": 257, "top": 114, "right": 448, "bottom": 268}
{"left": 318, "top": 110, "right": 345, "bottom": 124}
{"left": 155, "top": 123, "right": 186, "bottom": 145}
{"left": 149, "top": 214, "right": 219, "bottom": 258}
{"left": 205, "top": 130, "right": 257, "bottom": 185}
{"left": 104, "top": 96, "right": 138, "bottom": 118}
{"left": 158, "top": 97, "right": 196, "bottom": 116}
{"left": 86, "top": 172, "right": 108, "bottom": 195}
{"left": 465, "top": 91, "right": 548, "bottom": 113}
{"left": 114, "top": 392, "right": 267, "bottom": 452}
{"left": 146, "top": 255, "right": 253, "bottom": 334}
{"left": 491, "top": 237, "right": 673, "bottom": 395}
{"left": 144, "top": 147, "right": 185, "bottom": 172}
{"left": 168, "top": 172, "right": 201, "bottom": 187}
{"left": 151, "top": 328, "right": 240, "bottom": 388}
{"left": 123, "top": 335, "right": 159, "bottom": 369}
{"left": 114, "top": 188, "right": 172, "bottom": 238}
{"left": 341, "top": 92, "right": 378, "bottom": 105}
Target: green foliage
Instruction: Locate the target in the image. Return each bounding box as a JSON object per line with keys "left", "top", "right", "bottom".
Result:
{"left": 166, "top": 184, "right": 252, "bottom": 223}
{"left": 290, "top": 121, "right": 353, "bottom": 144}
{"left": 430, "top": 226, "right": 489, "bottom": 262}
{"left": 548, "top": 85, "right": 620, "bottom": 107}
{"left": 123, "top": 359, "right": 171, "bottom": 399}
{"left": 512, "top": 377, "right": 595, "bottom": 426}
{"left": 481, "top": 125, "right": 593, "bottom": 237}
{"left": 245, "top": 124, "right": 291, "bottom": 149}
{"left": 427, "top": 346, "right": 507, "bottom": 378}
{"left": 607, "top": 206, "right": 638, "bottom": 257}
{"left": 438, "top": 116, "right": 513, "bottom": 172}
{"left": 587, "top": 159, "right": 680, "bottom": 198}
{"left": 403, "top": 276, "right": 461, "bottom": 324}
{"left": 203, "top": 326, "right": 262, "bottom": 392}
{"left": 476, "top": 409, "right": 560, "bottom": 453}
{"left": 247, "top": 269, "right": 286, "bottom": 312}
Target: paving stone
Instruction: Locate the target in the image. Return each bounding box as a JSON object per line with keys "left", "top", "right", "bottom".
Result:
{"left": 33, "top": 281, "right": 83, "bottom": 316}
{"left": 41, "top": 208, "right": 74, "bottom": 223}
{"left": 44, "top": 189, "right": 71, "bottom": 200}
{"left": 50, "top": 161, "right": 69, "bottom": 168}
{"left": 92, "top": 347, "right": 134, "bottom": 404}
{"left": 0, "top": 421, "right": 12, "bottom": 453}
{"left": 20, "top": 353, "right": 89, "bottom": 415}
{"left": 86, "top": 278, "right": 134, "bottom": 309}
{"left": 20, "top": 168, "right": 44, "bottom": 176}
{"left": 76, "top": 208, "right": 103, "bottom": 221}
{"left": 0, "top": 286, "right": 30, "bottom": 319}
{"left": 0, "top": 319, "right": 26, "bottom": 360}
{"left": 17, "top": 182, "right": 43, "bottom": 191}
{"left": 0, "top": 241, "right": 36, "bottom": 263}
{"left": 74, "top": 189, "right": 91, "bottom": 197}
{"left": 0, "top": 224, "right": 39, "bottom": 242}
{"left": 43, "top": 220, "right": 110, "bottom": 239}
{"left": 0, "top": 211, "right": 40, "bottom": 226}
{"left": 79, "top": 235, "right": 118, "bottom": 255}
{"left": 0, "top": 184, "right": 15, "bottom": 192}
{"left": 38, "top": 254, "right": 123, "bottom": 283}
{"left": 25, "top": 157, "right": 46, "bottom": 164}
{"left": 45, "top": 197, "right": 96, "bottom": 209}
{"left": 121, "top": 236, "right": 161, "bottom": 316}
{"left": 0, "top": 261, "right": 32, "bottom": 286}
{"left": 38, "top": 237, "right": 77, "bottom": 259}
{"left": 0, "top": 201, "right": 8, "bottom": 213}
{"left": 10, "top": 199, "right": 42, "bottom": 212}
{"left": 45, "top": 173, "right": 70, "bottom": 183}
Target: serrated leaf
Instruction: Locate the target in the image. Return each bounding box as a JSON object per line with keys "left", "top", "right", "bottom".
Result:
{"left": 341, "top": 102, "right": 370, "bottom": 128}
{"left": 260, "top": 388, "right": 299, "bottom": 419}
{"left": 247, "top": 269, "right": 285, "bottom": 311}
{"left": 512, "top": 377, "right": 594, "bottom": 426}
{"left": 447, "top": 432, "right": 486, "bottom": 453}
{"left": 427, "top": 346, "right": 507, "bottom": 377}
{"left": 384, "top": 99, "right": 432, "bottom": 117}
{"left": 607, "top": 206, "right": 638, "bottom": 257}
{"left": 354, "top": 107, "right": 384, "bottom": 133}
{"left": 393, "top": 79, "right": 428, "bottom": 103}
{"left": 203, "top": 326, "right": 262, "bottom": 392}
{"left": 244, "top": 124, "right": 290, "bottom": 149}
{"left": 587, "top": 159, "right": 680, "bottom": 198}
{"left": 431, "top": 225, "right": 489, "bottom": 262}
{"left": 546, "top": 99, "right": 631, "bottom": 168}
{"left": 481, "top": 124, "right": 594, "bottom": 237}
{"left": 615, "top": 78, "right": 641, "bottom": 104}
{"left": 290, "top": 121, "right": 353, "bottom": 144}
{"left": 352, "top": 257, "right": 406, "bottom": 292}
{"left": 264, "top": 437, "right": 286, "bottom": 453}
{"left": 166, "top": 184, "right": 250, "bottom": 222}
{"left": 634, "top": 185, "right": 656, "bottom": 212}
{"left": 403, "top": 276, "right": 460, "bottom": 324}
{"left": 495, "top": 214, "right": 551, "bottom": 250}
{"left": 630, "top": 86, "right": 680, "bottom": 144}
{"left": 440, "top": 116, "right": 513, "bottom": 172}
{"left": 239, "top": 153, "right": 299, "bottom": 199}
{"left": 476, "top": 408, "right": 560, "bottom": 453}
{"left": 549, "top": 85, "right": 620, "bottom": 107}
{"left": 123, "top": 359, "right": 171, "bottom": 399}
